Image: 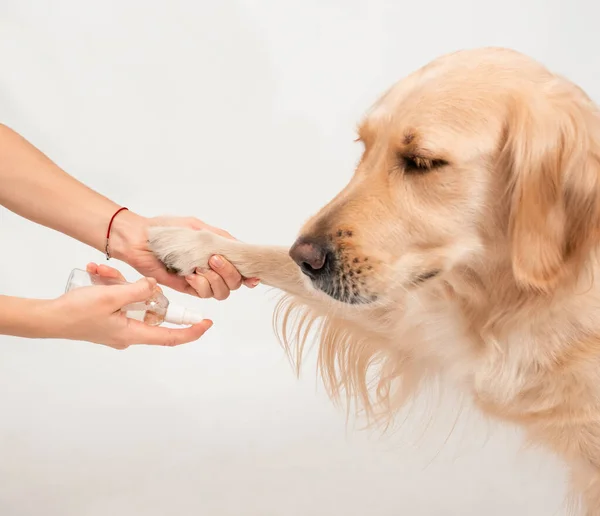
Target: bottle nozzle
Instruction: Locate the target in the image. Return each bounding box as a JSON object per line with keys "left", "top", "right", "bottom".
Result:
{"left": 164, "top": 304, "right": 204, "bottom": 325}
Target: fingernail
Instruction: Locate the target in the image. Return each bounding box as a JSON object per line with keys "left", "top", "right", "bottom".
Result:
{"left": 195, "top": 267, "right": 208, "bottom": 274}
{"left": 209, "top": 255, "right": 224, "bottom": 269}
{"left": 251, "top": 279, "right": 260, "bottom": 288}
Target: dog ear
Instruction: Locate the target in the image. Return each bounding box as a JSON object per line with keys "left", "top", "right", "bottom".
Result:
{"left": 503, "top": 85, "right": 600, "bottom": 292}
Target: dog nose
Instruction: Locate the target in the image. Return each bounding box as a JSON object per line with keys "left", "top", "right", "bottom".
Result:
{"left": 289, "top": 239, "right": 330, "bottom": 278}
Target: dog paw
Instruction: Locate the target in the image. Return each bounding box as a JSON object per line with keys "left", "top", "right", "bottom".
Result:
{"left": 147, "top": 227, "right": 217, "bottom": 276}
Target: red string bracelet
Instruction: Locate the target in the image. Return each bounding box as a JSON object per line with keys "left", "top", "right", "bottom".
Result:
{"left": 105, "top": 207, "right": 129, "bottom": 260}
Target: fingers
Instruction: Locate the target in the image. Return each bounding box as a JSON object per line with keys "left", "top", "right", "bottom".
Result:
{"left": 86, "top": 262, "right": 126, "bottom": 281}
{"left": 184, "top": 256, "right": 260, "bottom": 299}
{"left": 205, "top": 225, "right": 235, "bottom": 240}
{"left": 150, "top": 216, "right": 234, "bottom": 239}
{"left": 199, "top": 270, "right": 231, "bottom": 300}
{"left": 108, "top": 277, "right": 158, "bottom": 309}
{"left": 124, "top": 318, "right": 213, "bottom": 346}
{"left": 184, "top": 272, "right": 213, "bottom": 298}
{"left": 243, "top": 277, "right": 261, "bottom": 288}
{"left": 185, "top": 269, "right": 233, "bottom": 300}
{"left": 208, "top": 255, "right": 243, "bottom": 291}
{"left": 184, "top": 255, "right": 243, "bottom": 300}
{"left": 182, "top": 218, "right": 235, "bottom": 239}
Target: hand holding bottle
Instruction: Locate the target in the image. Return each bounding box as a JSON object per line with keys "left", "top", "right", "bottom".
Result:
{"left": 46, "top": 263, "right": 213, "bottom": 349}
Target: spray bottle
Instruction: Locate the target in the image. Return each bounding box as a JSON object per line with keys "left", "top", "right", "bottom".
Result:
{"left": 65, "top": 268, "right": 203, "bottom": 326}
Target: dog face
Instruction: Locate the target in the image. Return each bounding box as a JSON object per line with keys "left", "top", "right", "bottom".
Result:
{"left": 289, "top": 48, "right": 600, "bottom": 305}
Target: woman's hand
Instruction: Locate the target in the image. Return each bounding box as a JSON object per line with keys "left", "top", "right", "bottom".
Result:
{"left": 43, "top": 263, "right": 212, "bottom": 349}
{"left": 0, "top": 124, "right": 257, "bottom": 300}
{"left": 110, "top": 212, "right": 260, "bottom": 299}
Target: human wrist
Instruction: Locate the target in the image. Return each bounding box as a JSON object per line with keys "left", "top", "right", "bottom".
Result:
{"left": 39, "top": 296, "right": 82, "bottom": 341}
{"left": 32, "top": 298, "right": 64, "bottom": 339}
{"left": 106, "top": 210, "right": 147, "bottom": 264}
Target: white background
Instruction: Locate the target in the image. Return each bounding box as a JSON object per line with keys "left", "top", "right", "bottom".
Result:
{"left": 0, "top": 1, "right": 596, "bottom": 515}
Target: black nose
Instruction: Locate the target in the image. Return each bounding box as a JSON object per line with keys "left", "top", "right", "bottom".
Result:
{"left": 289, "top": 239, "right": 331, "bottom": 279}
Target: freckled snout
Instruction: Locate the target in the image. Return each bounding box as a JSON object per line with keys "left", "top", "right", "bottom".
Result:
{"left": 289, "top": 230, "right": 378, "bottom": 305}
{"left": 289, "top": 238, "right": 333, "bottom": 279}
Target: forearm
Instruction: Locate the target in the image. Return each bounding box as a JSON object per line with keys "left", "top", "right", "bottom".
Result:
{"left": 0, "top": 123, "right": 144, "bottom": 260}
{"left": 0, "top": 296, "right": 55, "bottom": 339}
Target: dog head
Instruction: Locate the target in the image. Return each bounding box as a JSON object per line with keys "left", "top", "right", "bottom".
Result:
{"left": 289, "top": 48, "right": 600, "bottom": 306}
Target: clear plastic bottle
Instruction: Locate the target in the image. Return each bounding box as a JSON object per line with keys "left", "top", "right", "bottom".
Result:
{"left": 65, "top": 268, "right": 203, "bottom": 326}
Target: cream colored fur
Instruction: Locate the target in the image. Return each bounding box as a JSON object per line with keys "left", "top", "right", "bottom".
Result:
{"left": 148, "top": 47, "right": 600, "bottom": 515}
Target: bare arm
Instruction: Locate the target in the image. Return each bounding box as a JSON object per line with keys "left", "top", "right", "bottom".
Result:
{"left": 0, "top": 123, "right": 257, "bottom": 297}
{"left": 0, "top": 123, "right": 140, "bottom": 260}
{"left": 0, "top": 296, "right": 53, "bottom": 339}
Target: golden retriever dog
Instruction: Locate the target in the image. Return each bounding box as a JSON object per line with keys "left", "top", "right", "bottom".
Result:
{"left": 148, "top": 47, "right": 600, "bottom": 514}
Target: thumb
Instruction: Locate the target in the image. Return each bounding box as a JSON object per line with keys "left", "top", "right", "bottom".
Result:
{"left": 108, "top": 277, "right": 158, "bottom": 309}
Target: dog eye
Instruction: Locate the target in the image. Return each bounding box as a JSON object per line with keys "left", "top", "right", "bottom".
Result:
{"left": 401, "top": 154, "right": 448, "bottom": 174}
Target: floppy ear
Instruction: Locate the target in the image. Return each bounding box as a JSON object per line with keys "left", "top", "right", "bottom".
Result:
{"left": 504, "top": 86, "right": 600, "bottom": 292}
